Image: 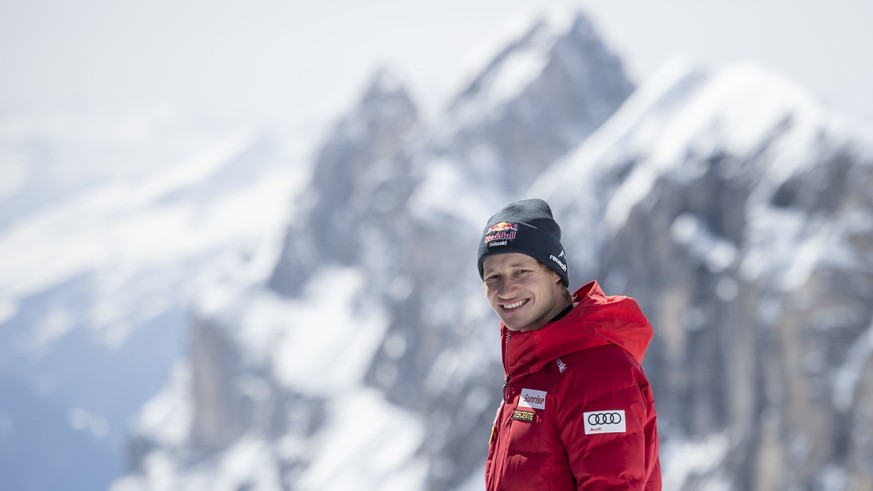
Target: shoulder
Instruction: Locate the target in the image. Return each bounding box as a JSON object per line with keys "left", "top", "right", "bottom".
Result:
{"left": 556, "top": 344, "right": 650, "bottom": 406}
{"left": 565, "top": 343, "right": 643, "bottom": 377}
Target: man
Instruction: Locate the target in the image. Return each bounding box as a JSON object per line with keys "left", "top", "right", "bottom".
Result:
{"left": 478, "top": 198, "right": 661, "bottom": 490}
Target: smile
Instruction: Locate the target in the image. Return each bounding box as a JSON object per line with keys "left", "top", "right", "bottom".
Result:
{"left": 502, "top": 299, "right": 528, "bottom": 310}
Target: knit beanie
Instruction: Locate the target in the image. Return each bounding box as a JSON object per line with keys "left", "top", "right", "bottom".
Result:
{"left": 477, "top": 198, "right": 569, "bottom": 286}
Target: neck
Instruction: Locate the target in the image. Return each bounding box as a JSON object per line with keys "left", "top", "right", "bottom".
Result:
{"left": 549, "top": 300, "right": 574, "bottom": 324}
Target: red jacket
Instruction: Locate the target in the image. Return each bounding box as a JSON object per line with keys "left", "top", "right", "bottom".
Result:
{"left": 485, "top": 281, "right": 661, "bottom": 490}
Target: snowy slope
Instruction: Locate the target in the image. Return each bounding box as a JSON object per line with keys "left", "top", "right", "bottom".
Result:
{"left": 0, "top": 117, "right": 306, "bottom": 490}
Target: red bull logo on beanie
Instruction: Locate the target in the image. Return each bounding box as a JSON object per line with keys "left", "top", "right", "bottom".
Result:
{"left": 484, "top": 222, "right": 517, "bottom": 246}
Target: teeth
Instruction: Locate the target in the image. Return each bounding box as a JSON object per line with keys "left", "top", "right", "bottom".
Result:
{"left": 503, "top": 300, "right": 525, "bottom": 310}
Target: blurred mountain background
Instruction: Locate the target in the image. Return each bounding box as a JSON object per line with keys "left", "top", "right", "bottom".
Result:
{"left": 2, "top": 2, "right": 872, "bottom": 491}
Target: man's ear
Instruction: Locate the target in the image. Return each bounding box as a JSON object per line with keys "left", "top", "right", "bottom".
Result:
{"left": 550, "top": 270, "right": 563, "bottom": 286}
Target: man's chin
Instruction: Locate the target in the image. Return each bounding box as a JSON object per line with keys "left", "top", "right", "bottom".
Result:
{"left": 502, "top": 321, "right": 533, "bottom": 332}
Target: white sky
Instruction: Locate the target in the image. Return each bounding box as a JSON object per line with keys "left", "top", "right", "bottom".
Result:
{"left": 2, "top": 0, "right": 872, "bottom": 143}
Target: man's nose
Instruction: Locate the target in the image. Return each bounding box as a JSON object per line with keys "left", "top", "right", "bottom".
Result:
{"left": 497, "top": 277, "right": 517, "bottom": 296}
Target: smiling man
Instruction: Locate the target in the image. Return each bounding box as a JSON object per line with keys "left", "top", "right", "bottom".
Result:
{"left": 477, "top": 198, "right": 661, "bottom": 490}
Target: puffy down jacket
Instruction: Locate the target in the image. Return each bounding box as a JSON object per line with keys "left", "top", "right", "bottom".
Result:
{"left": 485, "top": 281, "right": 661, "bottom": 490}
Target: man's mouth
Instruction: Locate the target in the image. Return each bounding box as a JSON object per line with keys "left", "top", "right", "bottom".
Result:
{"left": 501, "top": 299, "right": 528, "bottom": 311}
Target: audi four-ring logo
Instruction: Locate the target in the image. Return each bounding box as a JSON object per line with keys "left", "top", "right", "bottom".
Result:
{"left": 587, "top": 412, "right": 622, "bottom": 425}
{"left": 583, "top": 410, "right": 627, "bottom": 435}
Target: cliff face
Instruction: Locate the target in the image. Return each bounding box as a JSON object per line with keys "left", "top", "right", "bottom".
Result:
{"left": 116, "top": 11, "right": 873, "bottom": 491}
{"left": 260, "top": 14, "right": 635, "bottom": 489}
{"left": 532, "top": 61, "right": 873, "bottom": 489}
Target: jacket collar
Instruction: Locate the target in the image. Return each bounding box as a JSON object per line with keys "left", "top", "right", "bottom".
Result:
{"left": 501, "top": 280, "right": 654, "bottom": 377}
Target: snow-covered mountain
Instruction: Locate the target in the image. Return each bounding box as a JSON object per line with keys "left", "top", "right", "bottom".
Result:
{"left": 0, "top": 114, "right": 305, "bottom": 490}
{"left": 535, "top": 59, "right": 873, "bottom": 489}
{"left": 113, "top": 10, "right": 636, "bottom": 491}
{"left": 113, "top": 8, "right": 872, "bottom": 491}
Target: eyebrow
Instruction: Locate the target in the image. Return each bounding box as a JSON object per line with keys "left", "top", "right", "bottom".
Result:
{"left": 508, "top": 262, "right": 534, "bottom": 268}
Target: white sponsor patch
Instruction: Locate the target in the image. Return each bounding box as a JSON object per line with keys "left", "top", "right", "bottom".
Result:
{"left": 518, "top": 389, "right": 547, "bottom": 410}
{"left": 583, "top": 410, "right": 626, "bottom": 435}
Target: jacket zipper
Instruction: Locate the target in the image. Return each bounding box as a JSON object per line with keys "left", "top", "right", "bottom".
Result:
{"left": 502, "top": 330, "right": 512, "bottom": 402}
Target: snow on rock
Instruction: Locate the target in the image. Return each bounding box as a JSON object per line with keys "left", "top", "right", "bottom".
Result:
{"left": 451, "top": 5, "right": 624, "bottom": 122}
{"left": 232, "top": 267, "right": 390, "bottom": 395}
{"left": 0, "top": 112, "right": 308, "bottom": 491}
{"left": 0, "top": 127, "right": 301, "bottom": 347}
{"left": 116, "top": 8, "right": 873, "bottom": 491}
{"left": 297, "top": 389, "right": 427, "bottom": 491}
{"left": 529, "top": 54, "right": 873, "bottom": 490}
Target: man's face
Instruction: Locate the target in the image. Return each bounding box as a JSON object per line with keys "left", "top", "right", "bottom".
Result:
{"left": 482, "top": 252, "right": 568, "bottom": 332}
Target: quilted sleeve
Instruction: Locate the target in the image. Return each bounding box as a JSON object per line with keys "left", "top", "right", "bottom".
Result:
{"left": 555, "top": 345, "right": 660, "bottom": 490}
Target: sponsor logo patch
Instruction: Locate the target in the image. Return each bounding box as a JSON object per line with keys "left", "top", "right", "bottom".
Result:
{"left": 518, "top": 388, "right": 547, "bottom": 410}
{"left": 512, "top": 410, "right": 535, "bottom": 423}
{"left": 583, "top": 410, "right": 626, "bottom": 435}
{"left": 484, "top": 222, "right": 517, "bottom": 246}
{"left": 549, "top": 252, "right": 567, "bottom": 272}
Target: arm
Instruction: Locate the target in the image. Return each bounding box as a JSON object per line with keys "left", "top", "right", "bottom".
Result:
{"left": 556, "top": 346, "right": 659, "bottom": 490}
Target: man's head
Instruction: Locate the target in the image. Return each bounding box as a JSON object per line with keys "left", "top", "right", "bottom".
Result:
{"left": 477, "top": 198, "right": 568, "bottom": 285}
{"left": 478, "top": 199, "right": 571, "bottom": 332}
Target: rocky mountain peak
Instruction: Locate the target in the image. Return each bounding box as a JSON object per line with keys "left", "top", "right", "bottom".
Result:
{"left": 267, "top": 68, "right": 420, "bottom": 297}
{"left": 528, "top": 60, "right": 873, "bottom": 490}
{"left": 442, "top": 10, "right": 634, "bottom": 195}
{"left": 450, "top": 10, "right": 597, "bottom": 108}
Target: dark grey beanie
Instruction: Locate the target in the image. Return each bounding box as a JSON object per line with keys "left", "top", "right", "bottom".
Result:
{"left": 477, "top": 198, "right": 569, "bottom": 286}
